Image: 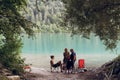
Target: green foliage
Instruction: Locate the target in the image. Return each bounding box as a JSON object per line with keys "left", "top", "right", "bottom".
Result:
{"left": 0, "top": 36, "right": 25, "bottom": 74}
{"left": 0, "top": 0, "right": 37, "bottom": 74}
{"left": 0, "top": 75, "right": 8, "bottom": 80}
{"left": 24, "top": 0, "right": 65, "bottom": 33}
{"left": 39, "top": 24, "right": 70, "bottom": 33}
{"left": 0, "top": 0, "right": 38, "bottom": 37}
{"left": 62, "top": 0, "right": 120, "bottom": 50}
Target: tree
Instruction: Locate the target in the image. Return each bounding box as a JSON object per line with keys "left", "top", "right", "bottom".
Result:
{"left": 0, "top": 0, "right": 37, "bottom": 74}
{"left": 62, "top": 0, "right": 120, "bottom": 50}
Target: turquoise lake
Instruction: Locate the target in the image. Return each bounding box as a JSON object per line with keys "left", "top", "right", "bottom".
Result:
{"left": 21, "top": 33, "right": 119, "bottom": 68}
{"left": 22, "top": 33, "right": 120, "bottom": 54}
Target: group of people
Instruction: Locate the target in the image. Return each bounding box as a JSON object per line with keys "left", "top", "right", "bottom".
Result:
{"left": 50, "top": 48, "right": 76, "bottom": 72}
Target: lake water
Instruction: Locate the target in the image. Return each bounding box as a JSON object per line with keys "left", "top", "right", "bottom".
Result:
{"left": 21, "top": 33, "right": 119, "bottom": 68}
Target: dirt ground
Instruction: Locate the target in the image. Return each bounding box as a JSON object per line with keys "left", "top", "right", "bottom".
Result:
{"left": 25, "top": 67, "right": 98, "bottom": 80}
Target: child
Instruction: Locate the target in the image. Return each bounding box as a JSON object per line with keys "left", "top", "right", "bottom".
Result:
{"left": 50, "top": 55, "right": 62, "bottom": 72}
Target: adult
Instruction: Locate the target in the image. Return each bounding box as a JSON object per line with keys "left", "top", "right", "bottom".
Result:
{"left": 63, "top": 48, "right": 70, "bottom": 70}
{"left": 70, "top": 49, "right": 76, "bottom": 70}
{"left": 63, "top": 48, "right": 70, "bottom": 65}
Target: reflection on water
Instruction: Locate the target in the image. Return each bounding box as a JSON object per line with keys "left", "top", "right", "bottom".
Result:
{"left": 21, "top": 33, "right": 119, "bottom": 68}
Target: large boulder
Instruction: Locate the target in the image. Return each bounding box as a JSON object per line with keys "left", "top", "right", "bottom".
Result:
{"left": 96, "top": 55, "right": 120, "bottom": 80}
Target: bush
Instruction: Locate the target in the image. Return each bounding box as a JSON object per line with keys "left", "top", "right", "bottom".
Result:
{"left": 0, "top": 36, "right": 25, "bottom": 75}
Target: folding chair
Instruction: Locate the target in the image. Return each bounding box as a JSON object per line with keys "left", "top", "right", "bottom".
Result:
{"left": 78, "top": 59, "right": 87, "bottom": 72}
{"left": 50, "top": 61, "right": 59, "bottom": 72}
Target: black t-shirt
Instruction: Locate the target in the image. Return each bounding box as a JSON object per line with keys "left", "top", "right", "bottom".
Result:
{"left": 70, "top": 52, "right": 76, "bottom": 61}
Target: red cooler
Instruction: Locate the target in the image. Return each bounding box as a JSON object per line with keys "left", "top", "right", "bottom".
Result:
{"left": 78, "top": 59, "right": 85, "bottom": 68}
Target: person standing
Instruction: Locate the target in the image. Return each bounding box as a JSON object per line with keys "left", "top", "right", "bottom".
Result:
{"left": 70, "top": 49, "right": 76, "bottom": 71}
{"left": 63, "top": 48, "right": 70, "bottom": 69}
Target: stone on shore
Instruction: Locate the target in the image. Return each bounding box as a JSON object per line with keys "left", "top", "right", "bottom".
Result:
{"left": 7, "top": 75, "right": 20, "bottom": 80}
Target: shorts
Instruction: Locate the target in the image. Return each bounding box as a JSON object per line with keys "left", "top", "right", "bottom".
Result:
{"left": 52, "top": 63, "right": 60, "bottom": 68}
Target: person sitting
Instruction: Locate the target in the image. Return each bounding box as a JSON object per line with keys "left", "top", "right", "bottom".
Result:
{"left": 50, "top": 55, "right": 62, "bottom": 72}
